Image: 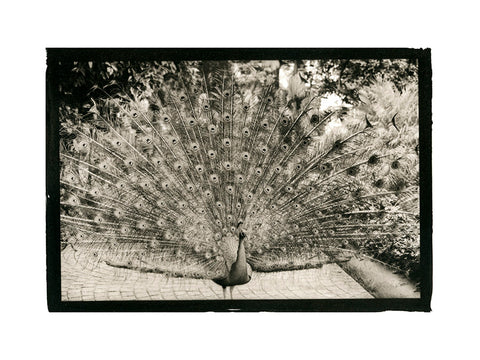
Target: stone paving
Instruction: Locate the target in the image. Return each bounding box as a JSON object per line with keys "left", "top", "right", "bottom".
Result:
{"left": 61, "top": 248, "right": 373, "bottom": 301}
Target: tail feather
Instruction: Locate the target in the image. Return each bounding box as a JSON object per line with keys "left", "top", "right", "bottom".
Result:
{"left": 60, "top": 61, "right": 419, "bottom": 278}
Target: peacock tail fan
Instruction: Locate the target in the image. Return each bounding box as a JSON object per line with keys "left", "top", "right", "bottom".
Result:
{"left": 59, "top": 60, "right": 419, "bottom": 279}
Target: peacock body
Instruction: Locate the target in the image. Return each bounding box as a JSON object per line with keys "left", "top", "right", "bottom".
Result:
{"left": 59, "top": 60, "right": 419, "bottom": 298}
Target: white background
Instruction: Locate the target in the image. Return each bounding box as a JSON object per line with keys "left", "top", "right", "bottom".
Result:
{"left": 1, "top": 1, "right": 478, "bottom": 359}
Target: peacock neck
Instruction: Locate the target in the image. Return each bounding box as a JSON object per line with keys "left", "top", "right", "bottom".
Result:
{"left": 236, "top": 237, "right": 247, "bottom": 266}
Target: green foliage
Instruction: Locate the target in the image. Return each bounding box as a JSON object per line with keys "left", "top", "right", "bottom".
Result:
{"left": 55, "top": 60, "right": 177, "bottom": 110}
{"left": 296, "top": 59, "right": 418, "bottom": 104}
{"left": 347, "top": 77, "right": 420, "bottom": 281}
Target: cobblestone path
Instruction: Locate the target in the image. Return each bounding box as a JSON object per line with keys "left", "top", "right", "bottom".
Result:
{"left": 61, "top": 248, "right": 373, "bottom": 301}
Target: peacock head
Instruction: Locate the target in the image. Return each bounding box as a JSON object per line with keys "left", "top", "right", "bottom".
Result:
{"left": 237, "top": 221, "right": 247, "bottom": 240}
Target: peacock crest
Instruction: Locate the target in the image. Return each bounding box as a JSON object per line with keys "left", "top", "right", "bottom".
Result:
{"left": 59, "top": 60, "right": 419, "bottom": 292}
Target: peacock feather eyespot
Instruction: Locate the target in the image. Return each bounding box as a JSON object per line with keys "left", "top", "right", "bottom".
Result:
{"left": 215, "top": 233, "right": 222, "bottom": 240}
{"left": 236, "top": 202, "right": 242, "bottom": 209}
{"left": 226, "top": 185, "right": 234, "bottom": 194}
{"left": 179, "top": 93, "right": 187, "bottom": 102}
{"left": 243, "top": 104, "right": 249, "bottom": 111}
{"left": 223, "top": 138, "right": 231, "bottom": 147}
{"left": 210, "top": 174, "right": 219, "bottom": 183}
{"left": 67, "top": 195, "right": 79, "bottom": 205}
{"left": 223, "top": 90, "right": 231, "bottom": 97}
{"left": 288, "top": 234, "right": 294, "bottom": 241}
{"left": 193, "top": 244, "right": 202, "bottom": 253}
{"left": 281, "top": 144, "right": 289, "bottom": 151}
{"left": 190, "top": 142, "right": 200, "bottom": 152}
{"left": 223, "top": 161, "right": 232, "bottom": 170}
{"left": 93, "top": 252, "right": 98, "bottom": 257}
{"left": 242, "top": 127, "right": 250, "bottom": 136}
{"left": 302, "top": 137, "right": 311, "bottom": 145}
{"left": 173, "top": 161, "right": 183, "bottom": 171}
{"left": 207, "top": 149, "right": 217, "bottom": 159}
{"left": 178, "top": 201, "right": 187, "bottom": 208}
{"left": 247, "top": 192, "right": 254, "bottom": 200}
{"left": 391, "top": 160, "right": 400, "bottom": 169}
{"left": 374, "top": 179, "right": 385, "bottom": 188}
{"left": 204, "top": 190, "right": 212, "bottom": 198}
{"left": 261, "top": 121, "right": 269, "bottom": 129}
{"left": 209, "top": 124, "right": 217, "bottom": 134}
{"left": 162, "top": 115, "right": 170, "bottom": 123}
{"left": 285, "top": 186, "right": 293, "bottom": 192}
{"left": 266, "top": 96, "right": 273, "bottom": 103}
{"left": 224, "top": 114, "right": 231, "bottom": 121}
{"left": 188, "top": 118, "right": 196, "bottom": 127}
{"left": 264, "top": 186, "right": 273, "bottom": 194}
{"left": 310, "top": 114, "right": 319, "bottom": 124}
{"left": 196, "top": 165, "right": 204, "bottom": 173}
{"left": 99, "top": 161, "right": 109, "bottom": 171}
{"left": 274, "top": 166, "right": 282, "bottom": 173}
{"left": 332, "top": 140, "right": 343, "bottom": 151}
{"left": 368, "top": 154, "right": 380, "bottom": 165}
{"left": 216, "top": 201, "right": 224, "bottom": 209}
{"left": 241, "top": 152, "right": 250, "bottom": 161}
{"left": 137, "top": 220, "right": 147, "bottom": 229}
{"left": 347, "top": 166, "right": 359, "bottom": 176}
{"left": 320, "top": 162, "right": 332, "bottom": 172}
{"left": 89, "top": 188, "right": 101, "bottom": 197}
{"left": 136, "top": 200, "right": 146, "bottom": 209}
{"left": 112, "top": 208, "right": 124, "bottom": 218}
{"left": 259, "top": 145, "right": 268, "bottom": 154}
{"left": 215, "top": 219, "right": 222, "bottom": 226}
{"left": 255, "top": 167, "right": 262, "bottom": 176}
{"left": 171, "top": 137, "right": 178, "bottom": 145}
{"left": 94, "top": 215, "right": 104, "bottom": 224}
{"left": 162, "top": 181, "right": 171, "bottom": 190}
{"left": 124, "top": 158, "right": 135, "bottom": 167}
{"left": 203, "top": 104, "right": 210, "bottom": 111}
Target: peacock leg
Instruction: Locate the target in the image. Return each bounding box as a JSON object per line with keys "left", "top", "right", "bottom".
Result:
{"left": 222, "top": 286, "right": 227, "bottom": 299}
{"left": 229, "top": 286, "right": 234, "bottom": 299}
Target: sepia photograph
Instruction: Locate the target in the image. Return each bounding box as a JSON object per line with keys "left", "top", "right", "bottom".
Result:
{"left": 46, "top": 48, "right": 431, "bottom": 311}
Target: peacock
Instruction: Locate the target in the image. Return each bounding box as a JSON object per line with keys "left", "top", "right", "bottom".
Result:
{"left": 59, "top": 60, "right": 420, "bottom": 299}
